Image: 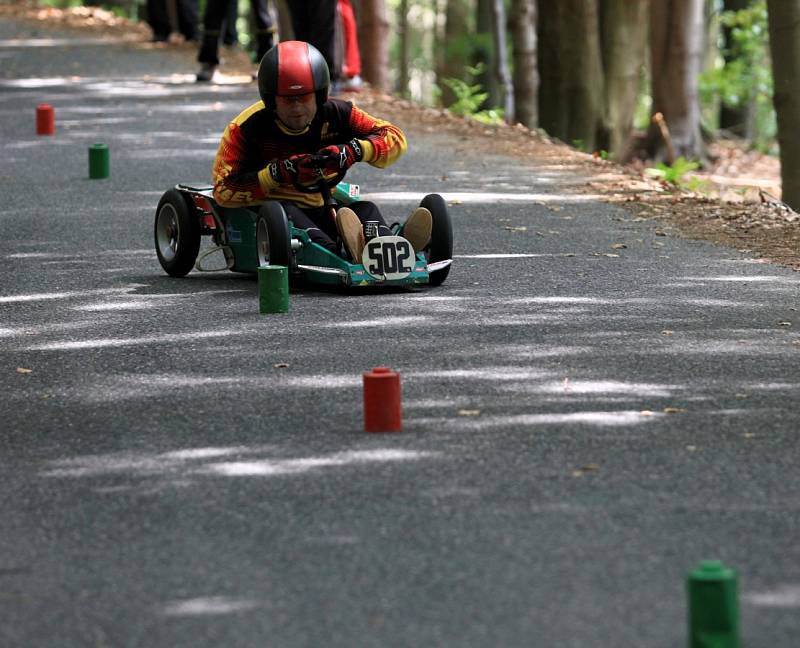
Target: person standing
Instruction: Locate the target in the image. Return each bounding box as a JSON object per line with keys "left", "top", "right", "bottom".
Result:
{"left": 146, "top": 0, "right": 199, "bottom": 43}
{"left": 285, "top": 0, "right": 339, "bottom": 84}
{"left": 197, "top": 0, "right": 275, "bottom": 81}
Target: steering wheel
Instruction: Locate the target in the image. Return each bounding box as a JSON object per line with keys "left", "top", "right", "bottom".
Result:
{"left": 292, "top": 152, "right": 347, "bottom": 196}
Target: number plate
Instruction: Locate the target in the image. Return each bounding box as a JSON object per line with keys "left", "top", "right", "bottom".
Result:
{"left": 361, "top": 236, "right": 416, "bottom": 280}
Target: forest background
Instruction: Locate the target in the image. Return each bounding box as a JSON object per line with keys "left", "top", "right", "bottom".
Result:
{"left": 5, "top": 0, "right": 800, "bottom": 267}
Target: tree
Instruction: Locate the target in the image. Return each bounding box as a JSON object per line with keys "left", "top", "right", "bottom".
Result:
{"left": 600, "top": 0, "right": 649, "bottom": 157}
{"left": 537, "top": 0, "right": 605, "bottom": 150}
{"left": 648, "top": 0, "right": 706, "bottom": 162}
{"left": 766, "top": 0, "right": 800, "bottom": 210}
{"left": 359, "top": 0, "right": 390, "bottom": 91}
{"left": 510, "top": 0, "right": 537, "bottom": 128}
{"left": 439, "top": 0, "right": 473, "bottom": 107}
{"left": 491, "top": 0, "right": 513, "bottom": 121}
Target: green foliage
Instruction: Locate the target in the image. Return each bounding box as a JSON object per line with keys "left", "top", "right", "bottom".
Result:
{"left": 440, "top": 64, "right": 504, "bottom": 126}
{"left": 645, "top": 156, "right": 701, "bottom": 187}
{"left": 699, "top": 1, "right": 775, "bottom": 150}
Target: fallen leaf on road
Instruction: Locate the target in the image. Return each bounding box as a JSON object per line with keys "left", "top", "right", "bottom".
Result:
{"left": 273, "top": 362, "right": 290, "bottom": 369}
{"left": 655, "top": 229, "right": 667, "bottom": 236}
{"left": 663, "top": 407, "right": 686, "bottom": 414}
{"left": 572, "top": 463, "right": 600, "bottom": 477}
{"left": 503, "top": 226, "right": 527, "bottom": 232}
{"left": 640, "top": 410, "right": 655, "bottom": 417}
{"left": 661, "top": 330, "right": 674, "bottom": 336}
{"left": 16, "top": 367, "right": 32, "bottom": 374}
{"left": 778, "top": 320, "right": 791, "bottom": 327}
{"left": 611, "top": 243, "right": 627, "bottom": 249}
{"left": 457, "top": 409, "right": 481, "bottom": 417}
{"left": 735, "top": 393, "right": 748, "bottom": 399}
{"left": 686, "top": 445, "right": 698, "bottom": 452}
{"left": 742, "top": 432, "right": 756, "bottom": 439}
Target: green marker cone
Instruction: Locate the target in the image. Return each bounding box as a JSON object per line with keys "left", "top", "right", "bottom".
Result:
{"left": 688, "top": 560, "right": 739, "bottom": 648}
{"left": 88, "top": 143, "right": 110, "bottom": 179}
{"left": 258, "top": 265, "right": 289, "bottom": 313}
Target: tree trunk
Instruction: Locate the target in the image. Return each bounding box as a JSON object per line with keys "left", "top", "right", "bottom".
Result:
{"left": 439, "top": 0, "right": 473, "bottom": 107}
{"left": 510, "top": 0, "right": 537, "bottom": 128}
{"left": 600, "top": 0, "right": 649, "bottom": 158}
{"left": 719, "top": 0, "right": 752, "bottom": 136}
{"left": 537, "top": 2, "right": 566, "bottom": 139}
{"left": 562, "top": 0, "right": 605, "bottom": 150}
{"left": 648, "top": 0, "right": 706, "bottom": 162}
{"left": 359, "top": 0, "right": 390, "bottom": 91}
{"left": 491, "top": 0, "right": 513, "bottom": 121}
{"left": 767, "top": 0, "right": 800, "bottom": 210}
{"left": 397, "top": 0, "right": 410, "bottom": 97}
{"left": 475, "top": 0, "right": 500, "bottom": 108}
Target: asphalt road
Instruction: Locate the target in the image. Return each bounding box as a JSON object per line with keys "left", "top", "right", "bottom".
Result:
{"left": 2, "top": 20, "right": 800, "bottom": 648}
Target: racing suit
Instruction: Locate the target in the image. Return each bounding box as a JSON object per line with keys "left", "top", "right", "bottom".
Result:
{"left": 211, "top": 98, "right": 407, "bottom": 253}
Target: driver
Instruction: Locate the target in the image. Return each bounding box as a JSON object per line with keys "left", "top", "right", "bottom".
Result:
{"left": 211, "top": 40, "right": 432, "bottom": 262}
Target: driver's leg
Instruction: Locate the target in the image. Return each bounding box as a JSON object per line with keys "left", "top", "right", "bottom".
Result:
{"left": 281, "top": 202, "right": 339, "bottom": 255}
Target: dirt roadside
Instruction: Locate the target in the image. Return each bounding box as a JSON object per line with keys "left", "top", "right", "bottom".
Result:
{"left": 4, "top": 0, "right": 798, "bottom": 271}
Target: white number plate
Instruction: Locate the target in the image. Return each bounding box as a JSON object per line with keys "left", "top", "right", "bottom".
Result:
{"left": 361, "top": 236, "right": 416, "bottom": 279}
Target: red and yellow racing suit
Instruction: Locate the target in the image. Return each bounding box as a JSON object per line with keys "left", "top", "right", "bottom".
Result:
{"left": 211, "top": 98, "right": 407, "bottom": 209}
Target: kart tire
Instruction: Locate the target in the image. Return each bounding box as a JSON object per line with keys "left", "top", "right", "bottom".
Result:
{"left": 154, "top": 188, "right": 201, "bottom": 277}
{"left": 256, "top": 202, "right": 292, "bottom": 268}
{"left": 420, "top": 193, "right": 452, "bottom": 286}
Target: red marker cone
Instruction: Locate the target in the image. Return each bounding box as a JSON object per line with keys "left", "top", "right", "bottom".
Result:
{"left": 36, "top": 103, "right": 55, "bottom": 135}
{"left": 363, "top": 367, "right": 402, "bottom": 432}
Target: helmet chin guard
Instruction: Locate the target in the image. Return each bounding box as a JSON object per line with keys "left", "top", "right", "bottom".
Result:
{"left": 258, "top": 41, "right": 330, "bottom": 110}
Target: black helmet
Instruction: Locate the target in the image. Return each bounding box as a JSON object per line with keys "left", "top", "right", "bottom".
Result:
{"left": 257, "top": 41, "right": 330, "bottom": 110}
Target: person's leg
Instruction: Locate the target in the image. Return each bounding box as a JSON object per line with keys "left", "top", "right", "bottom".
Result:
{"left": 250, "top": 0, "right": 275, "bottom": 63}
{"left": 177, "top": 0, "right": 199, "bottom": 41}
{"left": 146, "top": 0, "right": 171, "bottom": 41}
{"left": 222, "top": 0, "right": 238, "bottom": 45}
{"left": 197, "top": 0, "right": 230, "bottom": 68}
{"left": 282, "top": 202, "right": 339, "bottom": 255}
{"left": 347, "top": 201, "right": 392, "bottom": 234}
{"left": 286, "top": 0, "right": 338, "bottom": 80}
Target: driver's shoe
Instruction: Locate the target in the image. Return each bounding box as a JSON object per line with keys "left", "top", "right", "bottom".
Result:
{"left": 402, "top": 207, "right": 432, "bottom": 252}
{"left": 336, "top": 207, "right": 365, "bottom": 262}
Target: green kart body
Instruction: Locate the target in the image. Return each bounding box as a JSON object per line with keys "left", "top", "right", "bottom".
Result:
{"left": 154, "top": 181, "right": 453, "bottom": 288}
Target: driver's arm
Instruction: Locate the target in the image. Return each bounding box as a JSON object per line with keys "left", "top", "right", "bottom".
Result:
{"left": 211, "top": 120, "right": 270, "bottom": 207}
{"left": 347, "top": 104, "right": 407, "bottom": 169}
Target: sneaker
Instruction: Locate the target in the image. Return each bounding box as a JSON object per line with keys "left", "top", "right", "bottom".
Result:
{"left": 402, "top": 207, "right": 432, "bottom": 252}
{"left": 336, "top": 207, "right": 365, "bottom": 262}
{"left": 196, "top": 63, "right": 216, "bottom": 83}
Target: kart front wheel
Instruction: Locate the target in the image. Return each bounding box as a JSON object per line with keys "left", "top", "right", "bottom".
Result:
{"left": 420, "top": 193, "right": 453, "bottom": 286}
{"left": 154, "top": 188, "right": 201, "bottom": 277}
{"left": 256, "top": 202, "right": 292, "bottom": 268}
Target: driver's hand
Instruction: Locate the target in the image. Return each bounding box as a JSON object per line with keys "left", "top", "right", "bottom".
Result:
{"left": 316, "top": 139, "right": 364, "bottom": 174}
{"left": 268, "top": 154, "right": 320, "bottom": 186}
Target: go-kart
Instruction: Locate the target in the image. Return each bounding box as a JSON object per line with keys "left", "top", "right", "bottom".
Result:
{"left": 153, "top": 155, "right": 452, "bottom": 288}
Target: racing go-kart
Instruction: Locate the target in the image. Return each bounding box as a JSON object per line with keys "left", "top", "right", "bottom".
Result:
{"left": 154, "top": 154, "right": 452, "bottom": 288}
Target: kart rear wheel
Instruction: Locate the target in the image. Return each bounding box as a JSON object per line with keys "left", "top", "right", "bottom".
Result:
{"left": 420, "top": 193, "right": 453, "bottom": 286}
{"left": 256, "top": 202, "right": 292, "bottom": 267}
{"left": 154, "top": 188, "right": 201, "bottom": 277}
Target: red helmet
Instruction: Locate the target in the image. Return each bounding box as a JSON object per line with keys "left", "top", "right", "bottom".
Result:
{"left": 257, "top": 41, "right": 330, "bottom": 110}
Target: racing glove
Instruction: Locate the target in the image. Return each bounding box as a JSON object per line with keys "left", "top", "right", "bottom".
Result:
{"left": 316, "top": 139, "right": 365, "bottom": 174}
{"left": 268, "top": 153, "right": 319, "bottom": 187}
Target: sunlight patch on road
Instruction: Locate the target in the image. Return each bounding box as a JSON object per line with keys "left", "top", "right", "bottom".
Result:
{"left": 162, "top": 596, "right": 263, "bottom": 616}
{"left": 744, "top": 585, "right": 800, "bottom": 608}
{"left": 42, "top": 447, "right": 438, "bottom": 480}
{"left": 26, "top": 330, "right": 234, "bottom": 351}
{"left": 407, "top": 367, "right": 555, "bottom": 382}
{"left": 202, "top": 449, "right": 438, "bottom": 477}
{"left": 0, "top": 285, "right": 145, "bottom": 304}
{"left": 320, "top": 315, "right": 430, "bottom": 328}
{"left": 504, "top": 380, "right": 676, "bottom": 397}
{"left": 363, "top": 191, "right": 603, "bottom": 203}
{"left": 422, "top": 410, "right": 663, "bottom": 430}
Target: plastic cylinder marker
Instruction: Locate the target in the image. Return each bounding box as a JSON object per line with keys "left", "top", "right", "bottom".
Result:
{"left": 363, "top": 367, "right": 402, "bottom": 432}
{"left": 688, "top": 560, "right": 740, "bottom": 648}
{"left": 36, "top": 103, "right": 55, "bottom": 135}
{"left": 88, "top": 143, "right": 110, "bottom": 179}
{"left": 258, "top": 265, "right": 289, "bottom": 313}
